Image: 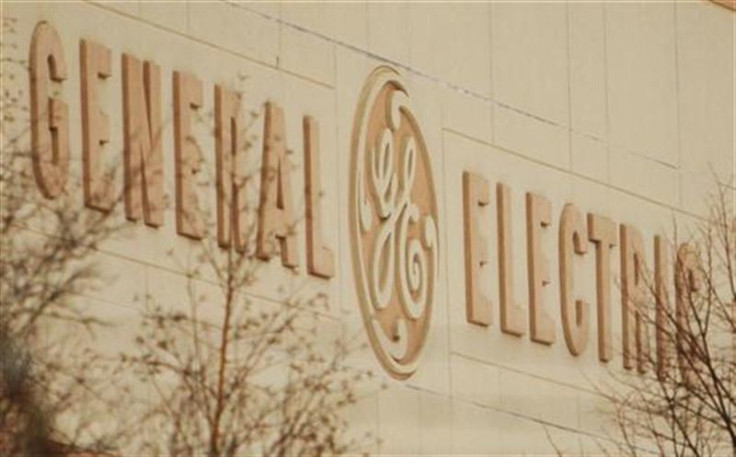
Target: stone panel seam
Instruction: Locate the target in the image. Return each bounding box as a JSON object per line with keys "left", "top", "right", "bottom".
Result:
{"left": 226, "top": 3, "right": 592, "bottom": 133}
{"left": 402, "top": 383, "right": 620, "bottom": 452}
{"left": 602, "top": 1, "right": 612, "bottom": 185}
{"left": 455, "top": 394, "right": 639, "bottom": 454}
{"left": 70, "top": 291, "right": 139, "bottom": 312}
{"left": 407, "top": 385, "right": 657, "bottom": 454}
{"left": 565, "top": 1, "right": 573, "bottom": 171}
{"left": 86, "top": 0, "right": 690, "bottom": 214}
{"left": 487, "top": 2, "right": 495, "bottom": 146}
{"left": 84, "top": 0, "right": 334, "bottom": 89}
{"left": 444, "top": 128, "right": 703, "bottom": 221}
{"left": 673, "top": 1, "right": 685, "bottom": 209}
{"left": 438, "top": 95, "right": 455, "bottom": 404}
{"left": 451, "top": 351, "right": 602, "bottom": 397}
{"left": 13, "top": 222, "right": 341, "bottom": 322}
{"left": 226, "top": 0, "right": 681, "bottom": 175}
{"left": 75, "top": 283, "right": 341, "bottom": 333}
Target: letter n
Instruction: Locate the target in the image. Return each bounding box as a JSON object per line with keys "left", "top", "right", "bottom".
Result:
{"left": 215, "top": 85, "right": 248, "bottom": 251}
{"left": 122, "top": 54, "right": 164, "bottom": 226}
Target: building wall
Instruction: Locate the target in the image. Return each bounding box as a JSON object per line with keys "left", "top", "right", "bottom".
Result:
{"left": 2, "top": 1, "right": 734, "bottom": 454}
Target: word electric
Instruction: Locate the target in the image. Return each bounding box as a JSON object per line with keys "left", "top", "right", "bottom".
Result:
{"left": 462, "top": 173, "right": 700, "bottom": 377}
{"left": 28, "top": 22, "right": 335, "bottom": 280}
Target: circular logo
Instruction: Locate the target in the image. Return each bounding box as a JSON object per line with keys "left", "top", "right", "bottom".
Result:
{"left": 349, "top": 67, "right": 439, "bottom": 379}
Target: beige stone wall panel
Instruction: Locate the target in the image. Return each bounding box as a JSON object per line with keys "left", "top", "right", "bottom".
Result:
{"left": 605, "top": 3, "right": 679, "bottom": 165}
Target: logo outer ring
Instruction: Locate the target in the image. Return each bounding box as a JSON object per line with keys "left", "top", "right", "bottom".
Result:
{"left": 348, "top": 66, "right": 439, "bottom": 380}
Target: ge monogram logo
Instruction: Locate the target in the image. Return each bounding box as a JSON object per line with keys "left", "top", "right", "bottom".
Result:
{"left": 349, "top": 66, "right": 440, "bottom": 379}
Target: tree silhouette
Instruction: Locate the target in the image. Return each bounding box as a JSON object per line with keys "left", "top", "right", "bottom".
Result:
{"left": 598, "top": 188, "right": 735, "bottom": 457}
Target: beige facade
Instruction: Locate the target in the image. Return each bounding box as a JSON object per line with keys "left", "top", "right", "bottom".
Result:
{"left": 2, "top": 1, "right": 735, "bottom": 455}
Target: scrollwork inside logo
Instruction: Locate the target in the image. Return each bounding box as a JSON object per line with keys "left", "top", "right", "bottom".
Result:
{"left": 349, "top": 67, "right": 439, "bottom": 379}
